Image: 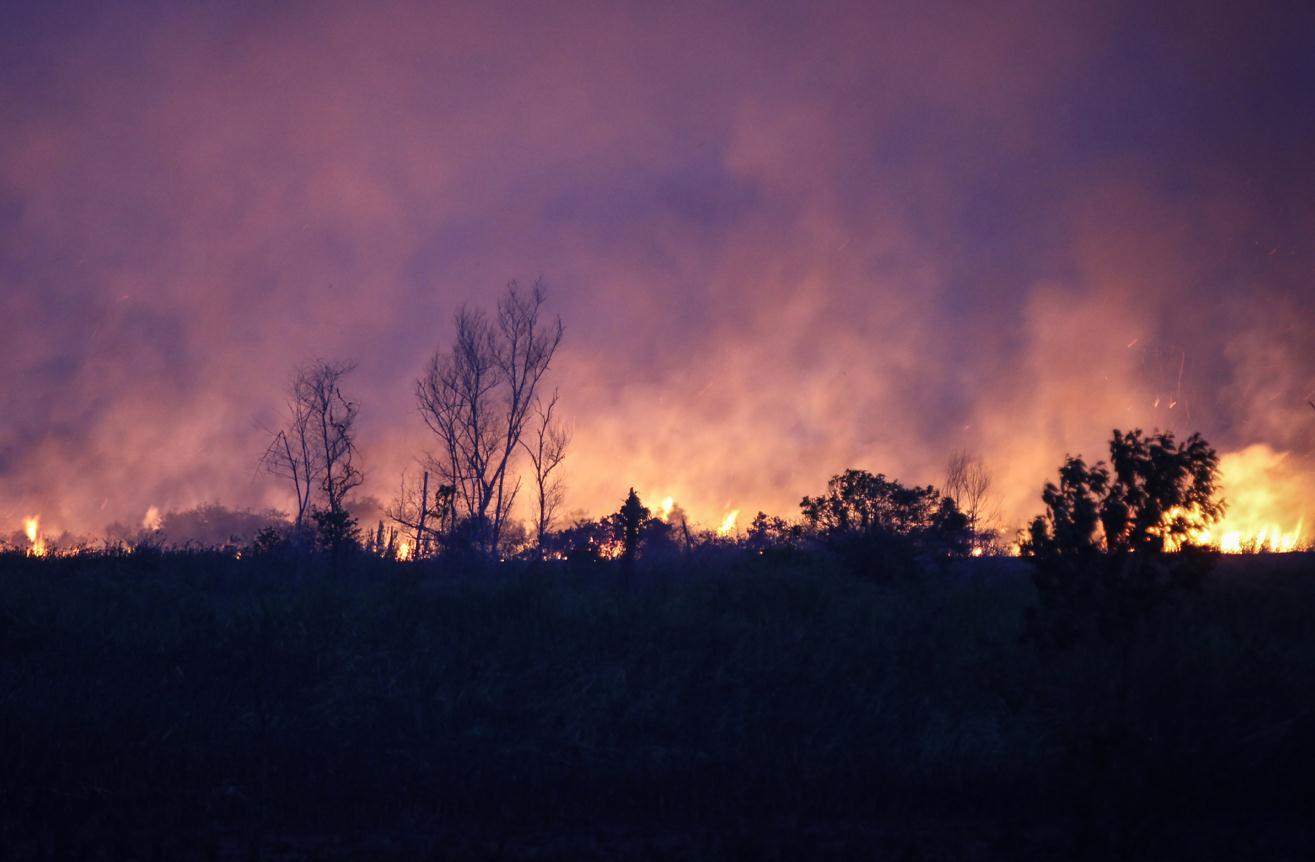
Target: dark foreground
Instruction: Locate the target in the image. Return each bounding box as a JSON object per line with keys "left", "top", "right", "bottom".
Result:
{"left": 3, "top": 551, "right": 1314, "bottom": 860}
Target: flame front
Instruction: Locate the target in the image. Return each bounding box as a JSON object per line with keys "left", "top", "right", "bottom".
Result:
{"left": 23, "top": 515, "right": 47, "bottom": 557}
{"left": 1172, "top": 445, "right": 1307, "bottom": 553}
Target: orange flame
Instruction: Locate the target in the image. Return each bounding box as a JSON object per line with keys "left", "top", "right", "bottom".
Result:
{"left": 657, "top": 496, "right": 675, "bottom": 521}
{"left": 716, "top": 509, "right": 740, "bottom": 537}
{"left": 23, "top": 515, "right": 47, "bottom": 557}
{"left": 1166, "top": 445, "right": 1307, "bottom": 553}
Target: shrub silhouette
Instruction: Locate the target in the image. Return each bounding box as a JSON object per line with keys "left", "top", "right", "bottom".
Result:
{"left": 800, "top": 469, "right": 970, "bottom": 575}
{"left": 312, "top": 506, "right": 360, "bottom": 560}
{"left": 1023, "top": 429, "right": 1223, "bottom": 648}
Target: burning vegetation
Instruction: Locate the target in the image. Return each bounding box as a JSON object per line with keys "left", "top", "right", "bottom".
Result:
{"left": 23, "top": 515, "right": 45, "bottom": 558}
{"left": 6, "top": 286, "right": 1311, "bottom": 563}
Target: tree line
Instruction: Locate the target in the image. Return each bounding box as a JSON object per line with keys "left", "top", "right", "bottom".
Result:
{"left": 254, "top": 281, "right": 1231, "bottom": 581}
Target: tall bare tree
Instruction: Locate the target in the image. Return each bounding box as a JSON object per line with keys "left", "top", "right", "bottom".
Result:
{"left": 303, "top": 360, "right": 363, "bottom": 516}
{"left": 944, "top": 450, "right": 997, "bottom": 548}
{"left": 416, "top": 280, "right": 563, "bottom": 553}
{"left": 262, "top": 367, "right": 320, "bottom": 528}
{"left": 262, "top": 360, "right": 363, "bottom": 528}
{"left": 520, "top": 388, "right": 571, "bottom": 550}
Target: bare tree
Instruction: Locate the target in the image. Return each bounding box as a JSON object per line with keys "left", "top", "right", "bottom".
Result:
{"left": 261, "top": 360, "right": 363, "bottom": 529}
{"left": 302, "top": 360, "right": 364, "bottom": 516}
{"left": 944, "top": 450, "right": 997, "bottom": 549}
{"left": 416, "top": 280, "right": 563, "bottom": 554}
{"left": 520, "top": 388, "right": 571, "bottom": 550}
{"left": 386, "top": 469, "right": 456, "bottom": 559}
{"left": 262, "top": 367, "right": 320, "bottom": 528}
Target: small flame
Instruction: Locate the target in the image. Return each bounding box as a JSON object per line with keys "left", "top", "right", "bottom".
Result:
{"left": 716, "top": 509, "right": 740, "bottom": 537}
{"left": 23, "top": 515, "right": 47, "bottom": 557}
{"left": 397, "top": 540, "right": 412, "bottom": 561}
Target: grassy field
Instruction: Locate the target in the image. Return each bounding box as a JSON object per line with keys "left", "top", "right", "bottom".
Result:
{"left": 3, "top": 550, "right": 1314, "bottom": 859}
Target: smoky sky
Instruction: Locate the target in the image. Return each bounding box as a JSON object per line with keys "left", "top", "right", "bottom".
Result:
{"left": 3, "top": 0, "right": 1314, "bottom": 536}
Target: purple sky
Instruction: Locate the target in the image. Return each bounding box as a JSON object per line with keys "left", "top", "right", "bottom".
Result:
{"left": 3, "top": 0, "right": 1314, "bottom": 539}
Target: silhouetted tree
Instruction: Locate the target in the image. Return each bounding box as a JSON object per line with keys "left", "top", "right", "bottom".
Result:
{"left": 547, "top": 516, "right": 614, "bottom": 563}
{"left": 944, "top": 450, "right": 999, "bottom": 552}
{"left": 416, "top": 280, "right": 563, "bottom": 556}
{"left": 801, "top": 469, "right": 969, "bottom": 574}
{"left": 387, "top": 471, "right": 457, "bottom": 559}
{"left": 261, "top": 360, "right": 363, "bottom": 533}
{"left": 312, "top": 506, "right": 359, "bottom": 559}
{"left": 744, "top": 511, "right": 802, "bottom": 555}
{"left": 520, "top": 388, "right": 571, "bottom": 553}
{"left": 1022, "top": 428, "right": 1223, "bottom": 647}
{"left": 616, "top": 488, "right": 649, "bottom": 570}
{"left": 1021, "top": 429, "right": 1224, "bottom": 857}
{"left": 261, "top": 368, "right": 318, "bottom": 529}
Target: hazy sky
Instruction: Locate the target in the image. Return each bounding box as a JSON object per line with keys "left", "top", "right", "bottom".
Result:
{"left": 3, "top": 0, "right": 1314, "bottom": 538}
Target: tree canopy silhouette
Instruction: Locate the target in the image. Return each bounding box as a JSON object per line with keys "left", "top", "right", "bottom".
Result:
{"left": 1023, "top": 428, "right": 1223, "bottom": 646}
{"left": 800, "top": 469, "right": 970, "bottom": 574}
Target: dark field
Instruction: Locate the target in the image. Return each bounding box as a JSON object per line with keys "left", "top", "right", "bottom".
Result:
{"left": 3, "top": 552, "right": 1315, "bottom": 860}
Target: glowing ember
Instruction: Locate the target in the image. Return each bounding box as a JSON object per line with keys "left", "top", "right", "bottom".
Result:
{"left": 23, "top": 515, "right": 47, "bottom": 557}
{"left": 716, "top": 509, "right": 740, "bottom": 537}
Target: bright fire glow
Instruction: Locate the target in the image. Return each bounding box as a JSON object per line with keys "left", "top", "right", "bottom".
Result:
{"left": 1167, "top": 445, "right": 1307, "bottom": 553}
{"left": 23, "top": 515, "right": 47, "bottom": 557}
{"left": 716, "top": 509, "right": 739, "bottom": 537}
{"left": 658, "top": 496, "right": 675, "bottom": 521}
{"left": 397, "top": 541, "right": 412, "bottom": 561}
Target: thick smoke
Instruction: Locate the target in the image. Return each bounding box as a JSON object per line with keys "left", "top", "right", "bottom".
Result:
{"left": 2, "top": 1, "right": 1312, "bottom": 541}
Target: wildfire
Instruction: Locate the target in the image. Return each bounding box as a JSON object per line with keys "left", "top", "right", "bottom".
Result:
{"left": 1163, "top": 445, "right": 1308, "bottom": 553}
{"left": 1203, "top": 445, "right": 1307, "bottom": 553}
{"left": 23, "top": 515, "right": 47, "bottom": 557}
{"left": 716, "top": 509, "right": 739, "bottom": 537}
{"left": 658, "top": 496, "right": 675, "bottom": 521}
{"left": 397, "top": 540, "right": 412, "bottom": 561}
{"left": 1191, "top": 520, "right": 1304, "bottom": 554}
